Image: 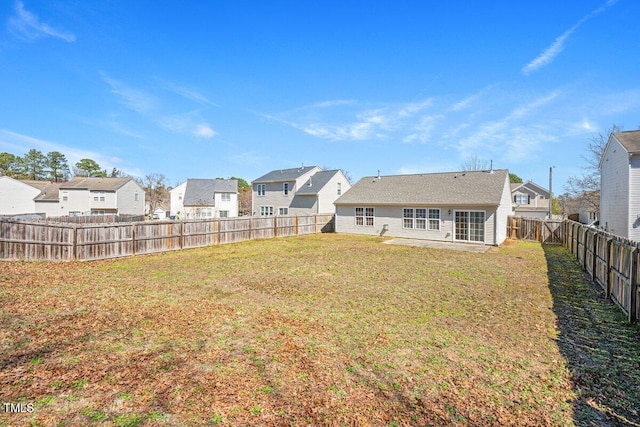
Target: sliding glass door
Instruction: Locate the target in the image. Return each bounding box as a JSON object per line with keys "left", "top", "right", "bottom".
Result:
{"left": 454, "top": 210, "right": 485, "bottom": 243}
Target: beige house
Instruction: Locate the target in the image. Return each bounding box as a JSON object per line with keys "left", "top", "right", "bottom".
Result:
{"left": 1, "top": 176, "right": 144, "bottom": 217}
{"left": 252, "top": 166, "right": 350, "bottom": 216}
{"left": 334, "top": 169, "right": 512, "bottom": 245}
{"left": 510, "top": 181, "right": 550, "bottom": 219}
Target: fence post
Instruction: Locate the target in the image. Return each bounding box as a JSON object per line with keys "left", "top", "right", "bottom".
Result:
{"left": 591, "top": 232, "right": 597, "bottom": 282}
{"left": 249, "top": 217, "right": 253, "bottom": 240}
{"left": 273, "top": 217, "right": 277, "bottom": 237}
{"left": 294, "top": 215, "right": 299, "bottom": 235}
{"left": 131, "top": 223, "right": 136, "bottom": 256}
{"left": 606, "top": 239, "right": 613, "bottom": 299}
{"left": 72, "top": 224, "right": 77, "bottom": 261}
{"left": 630, "top": 248, "right": 638, "bottom": 323}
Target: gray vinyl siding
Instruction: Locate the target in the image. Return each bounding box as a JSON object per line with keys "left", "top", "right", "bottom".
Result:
{"left": 253, "top": 181, "right": 295, "bottom": 215}
{"left": 629, "top": 155, "right": 640, "bottom": 240}
{"left": 335, "top": 205, "right": 498, "bottom": 245}
{"left": 290, "top": 196, "right": 317, "bottom": 215}
{"left": 115, "top": 180, "right": 145, "bottom": 215}
{"left": 600, "top": 136, "right": 630, "bottom": 236}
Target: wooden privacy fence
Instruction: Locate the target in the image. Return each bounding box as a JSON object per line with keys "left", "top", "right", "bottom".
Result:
{"left": 0, "top": 214, "right": 335, "bottom": 262}
{"left": 507, "top": 216, "right": 564, "bottom": 244}
{"left": 563, "top": 220, "right": 640, "bottom": 323}
{"left": 508, "top": 216, "right": 639, "bottom": 322}
{"left": 44, "top": 214, "right": 145, "bottom": 224}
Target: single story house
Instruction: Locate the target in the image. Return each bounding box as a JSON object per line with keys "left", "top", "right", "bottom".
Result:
{"left": 334, "top": 169, "right": 512, "bottom": 245}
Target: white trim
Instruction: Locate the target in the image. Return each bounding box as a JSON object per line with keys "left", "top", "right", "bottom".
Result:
{"left": 453, "top": 209, "right": 486, "bottom": 243}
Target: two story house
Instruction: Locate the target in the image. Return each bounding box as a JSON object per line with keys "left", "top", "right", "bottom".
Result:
{"left": 252, "top": 166, "right": 350, "bottom": 216}
{"left": 510, "top": 181, "right": 550, "bottom": 219}
{"left": 0, "top": 176, "right": 144, "bottom": 217}
{"left": 170, "top": 179, "right": 238, "bottom": 219}
{"left": 599, "top": 130, "right": 640, "bottom": 239}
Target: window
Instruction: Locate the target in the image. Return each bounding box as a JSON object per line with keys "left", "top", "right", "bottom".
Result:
{"left": 93, "top": 191, "right": 106, "bottom": 202}
{"left": 69, "top": 211, "right": 80, "bottom": 217}
{"left": 260, "top": 206, "right": 274, "bottom": 216}
{"left": 62, "top": 192, "right": 68, "bottom": 202}
{"left": 200, "top": 208, "right": 213, "bottom": 218}
{"left": 221, "top": 193, "right": 231, "bottom": 202}
{"left": 428, "top": 209, "right": 440, "bottom": 230}
{"left": 178, "top": 193, "right": 183, "bottom": 201}
{"left": 355, "top": 207, "right": 374, "bottom": 226}
{"left": 134, "top": 192, "right": 139, "bottom": 201}
{"left": 403, "top": 208, "right": 414, "bottom": 229}
{"left": 257, "top": 184, "right": 266, "bottom": 196}
{"left": 219, "top": 210, "right": 229, "bottom": 218}
{"left": 92, "top": 210, "right": 105, "bottom": 215}
{"left": 514, "top": 194, "right": 529, "bottom": 205}
{"left": 278, "top": 207, "right": 288, "bottom": 215}
{"left": 283, "top": 182, "right": 289, "bottom": 195}
{"left": 403, "top": 208, "right": 431, "bottom": 230}
{"left": 337, "top": 182, "right": 342, "bottom": 196}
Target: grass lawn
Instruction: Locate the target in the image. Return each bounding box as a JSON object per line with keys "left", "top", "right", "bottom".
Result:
{"left": 1, "top": 234, "right": 639, "bottom": 426}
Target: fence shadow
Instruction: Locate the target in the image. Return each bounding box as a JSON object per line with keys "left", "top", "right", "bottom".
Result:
{"left": 543, "top": 244, "right": 640, "bottom": 426}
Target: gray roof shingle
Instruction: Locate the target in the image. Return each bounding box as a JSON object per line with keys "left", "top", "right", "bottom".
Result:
{"left": 334, "top": 169, "right": 509, "bottom": 206}
{"left": 183, "top": 179, "right": 237, "bottom": 206}
{"left": 295, "top": 170, "right": 340, "bottom": 195}
{"left": 252, "top": 166, "right": 319, "bottom": 183}
{"left": 59, "top": 177, "right": 133, "bottom": 191}
{"left": 613, "top": 130, "right": 640, "bottom": 153}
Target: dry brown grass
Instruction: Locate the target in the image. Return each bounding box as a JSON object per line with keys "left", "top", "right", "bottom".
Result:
{"left": 0, "top": 234, "right": 636, "bottom": 426}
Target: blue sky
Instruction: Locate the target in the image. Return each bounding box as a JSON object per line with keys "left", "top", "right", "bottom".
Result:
{"left": 1, "top": 1, "right": 639, "bottom": 192}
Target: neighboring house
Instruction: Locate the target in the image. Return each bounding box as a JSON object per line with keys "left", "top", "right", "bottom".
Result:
{"left": 152, "top": 206, "right": 168, "bottom": 220}
{"left": 170, "top": 179, "right": 238, "bottom": 219}
{"left": 334, "top": 169, "right": 512, "bottom": 245}
{"left": 0, "top": 176, "right": 144, "bottom": 217}
{"left": 252, "top": 166, "right": 349, "bottom": 216}
{"left": 578, "top": 191, "right": 599, "bottom": 224}
{"left": 599, "top": 130, "right": 640, "bottom": 239}
{"left": 0, "top": 176, "right": 51, "bottom": 215}
{"left": 53, "top": 177, "right": 145, "bottom": 217}
{"left": 510, "top": 181, "right": 550, "bottom": 219}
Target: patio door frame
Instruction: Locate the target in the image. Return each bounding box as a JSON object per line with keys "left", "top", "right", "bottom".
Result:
{"left": 453, "top": 209, "right": 486, "bottom": 243}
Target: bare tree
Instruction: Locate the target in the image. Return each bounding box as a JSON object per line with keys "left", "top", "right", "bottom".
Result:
{"left": 135, "top": 173, "right": 169, "bottom": 215}
{"left": 461, "top": 155, "right": 490, "bottom": 171}
{"left": 565, "top": 124, "right": 621, "bottom": 213}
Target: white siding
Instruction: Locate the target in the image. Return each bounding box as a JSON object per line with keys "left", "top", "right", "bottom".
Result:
{"left": 0, "top": 177, "right": 39, "bottom": 214}
{"left": 170, "top": 181, "right": 187, "bottom": 218}
{"left": 252, "top": 167, "right": 321, "bottom": 215}
{"left": 214, "top": 192, "right": 238, "bottom": 217}
{"left": 629, "top": 155, "right": 640, "bottom": 241}
{"left": 317, "top": 171, "right": 352, "bottom": 214}
{"left": 600, "top": 136, "right": 630, "bottom": 236}
{"left": 495, "top": 174, "right": 513, "bottom": 245}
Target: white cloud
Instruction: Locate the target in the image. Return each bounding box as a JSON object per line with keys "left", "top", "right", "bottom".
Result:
{"left": 100, "top": 73, "right": 157, "bottom": 114}
{"left": 522, "top": 0, "right": 618, "bottom": 75}
{"left": 8, "top": 1, "right": 75, "bottom": 43}
{"left": 157, "top": 79, "right": 218, "bottom": 107}
{"left": 194, "top": 124, "right": 216, "bottom": 139}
